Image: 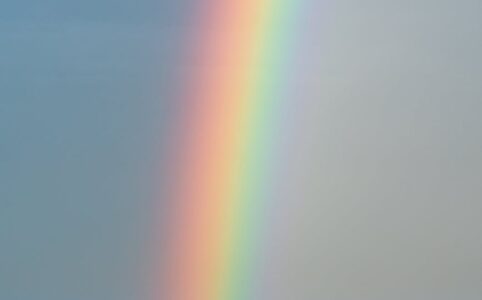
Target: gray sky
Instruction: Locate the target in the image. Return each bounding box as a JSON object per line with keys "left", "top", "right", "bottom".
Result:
{"left": 261, "top": 0, "right": 482, "bottom": 299}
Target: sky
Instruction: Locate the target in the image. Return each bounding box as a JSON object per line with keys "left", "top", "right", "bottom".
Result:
{"left": 0, "top": 1, "right": 191, "bottom": 299}
{"left": 1, "top": 0, "right": 482, "bottom": 299}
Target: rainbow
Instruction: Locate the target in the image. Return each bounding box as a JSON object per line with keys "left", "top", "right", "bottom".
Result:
{"left": 159, "top": 1, "right": 300, "bottom": 299}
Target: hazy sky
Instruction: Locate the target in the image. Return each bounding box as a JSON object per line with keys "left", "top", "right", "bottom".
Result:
{"left": 264, "top": 1, "right": 482, "bottom": 299}
{"left": 1, "top": 0, "right": 482, "bottom": 299}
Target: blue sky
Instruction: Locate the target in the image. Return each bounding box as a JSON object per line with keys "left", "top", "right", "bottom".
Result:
{"left": 0, "top": 1, "right": 194, "bottom": 299}
{"left": 0, "top": 0, "right": 187, "bottom": 23}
